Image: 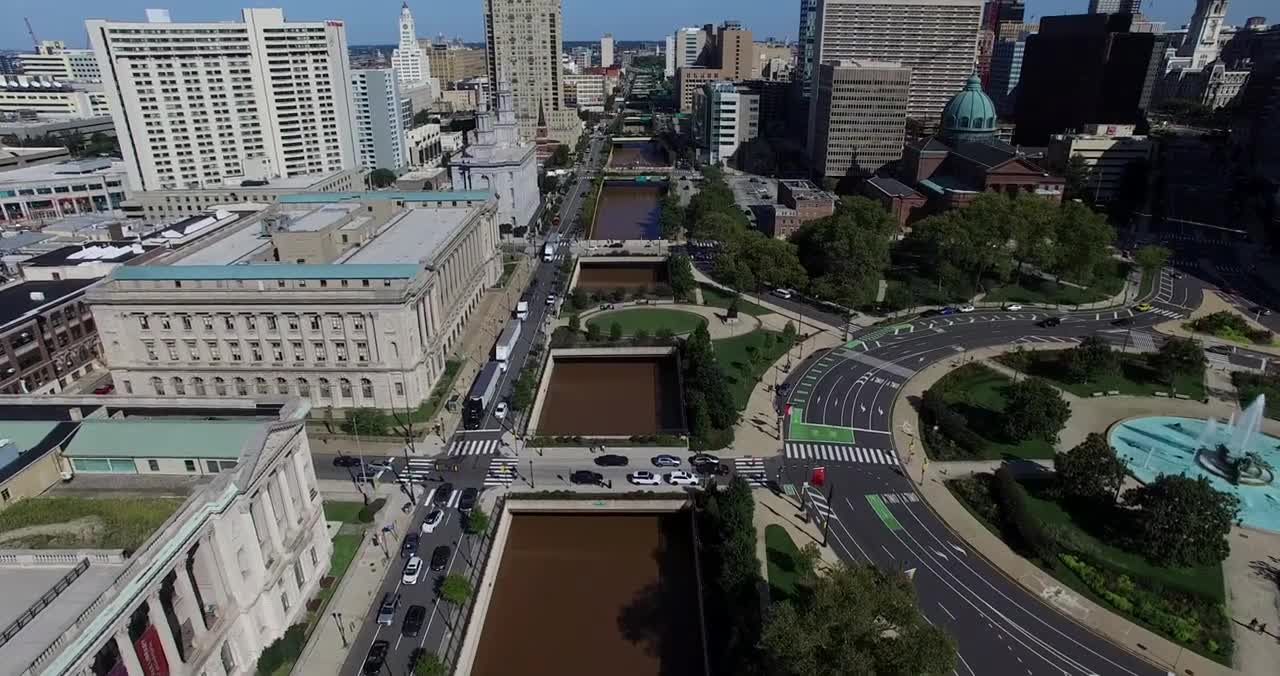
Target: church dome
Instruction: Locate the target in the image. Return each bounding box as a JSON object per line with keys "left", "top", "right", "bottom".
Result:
{"left": 941, "top": 73, "right": 997, "bottom": 141}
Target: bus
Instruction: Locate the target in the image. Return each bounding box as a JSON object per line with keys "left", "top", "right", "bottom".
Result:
{"left": 463, "top": 361, "right": 502, "bottom": 430}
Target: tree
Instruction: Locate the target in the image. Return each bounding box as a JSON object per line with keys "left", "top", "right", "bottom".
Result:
{"left": 1051, "top": 201, "right": 1114, "bottom": 284}
{"left": 1055, "top": 433, "right": 1126, "bottom": 506}
{"left": 782, "top": 320, "right": 797, "bottom": 346}
{"left": 568, "top": 313, "right": 581, "bottom": 333}
{"left": 440, "top": 574, "right": 473, "bottom": 605}
{"left": 548, "top": 144, "right": 571, "bottom": 167}
{"left": 1147, "top": 336, "right": 1205, "bottom": 386}
{"left": 1065, "top": 336, "right": 1119, "bottom": 384}
{"left": 465, "top": 507, "right": 490, "bottom": 536}
{"left": 1008, "top": 192, "right": 1059, "bottom": 284}
{"left": 735, "top": 231, "right": 807, "bottom": 292}
{"left": 586, "top": 323, "right": 602, "bottom": 342}
{"left": 1062, "top": 153, "right": 1092, "bottom": 201}
{"left": 369, "top": 168, "right": 397, "bottom": 188}
{"left": 1002, "top": 378, "right": 1070, "bottom": 443}
{"left": 791, "top": 197, "right": 895, "bottom": 307}
{"left": 414, "top": 653, "right": 447, "bottom": 676}
{"left": 609, "top": 321, "right": 624, "bottom": 341}
{"left": 693, "top": 211, "right": 746, "bottom": 243}
{"left": 633, "top": 327, "right": 651, "bottom": 345}
{"left": 682, "top": 324, "right": 737, "bottom": 445}
{"left": 1124, "top": 474, "right": 1238, "bottom": 567}
{"left": 668, "top": 253, "right": 696, "bottom": 301}
{"left": 540, "top": 174, "right": 560, "bottom": 194}
{"left": 345, "top": 408, "right": 389, "bottom": 436}
{"left": 655, "top": 327, "right": 675, "bottom": 343}
{"left": 1134, "top": 244, "right": 1173, "bottom": 275}
{"left": 412, "top": 109, "right": 434, "bottom": 127}
{"left": 760, "top": 562, "right": 957, "bottom": 676}
{"left": 658, "top": 192, "right": 684, "bottom": 239}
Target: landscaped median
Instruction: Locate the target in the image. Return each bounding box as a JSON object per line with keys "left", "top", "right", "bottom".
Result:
{"left": 919, "top": 362, "right": 1059, "bottom": 461}
{"left": 996, "top": 340, "right": 1206, "bottom": 400}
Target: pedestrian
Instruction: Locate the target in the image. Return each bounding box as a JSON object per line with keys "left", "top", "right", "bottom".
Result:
{"left": 1250, "top": 618, "right": 1259, "bottom": 630}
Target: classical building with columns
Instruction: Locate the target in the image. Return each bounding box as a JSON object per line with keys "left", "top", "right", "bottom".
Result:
{"left": 87, "top": 190, "right": 501, "bottom": 410}
{"left": 0, "top": 395, "right": 327, "bottom": 676}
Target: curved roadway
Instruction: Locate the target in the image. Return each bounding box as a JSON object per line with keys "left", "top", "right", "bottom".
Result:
{"left": 778, "top": 273, "right": 1207, "bottom": 676}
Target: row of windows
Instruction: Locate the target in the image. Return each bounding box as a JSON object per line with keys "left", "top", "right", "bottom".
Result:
{"left": 142, "top": 338, "right": 369, "bottom": 364}
{"left": 140, "top": 374, "right": 387, "bottom": 400}
{"left": 138, "top": 312, "right": 367, "bottom": 333}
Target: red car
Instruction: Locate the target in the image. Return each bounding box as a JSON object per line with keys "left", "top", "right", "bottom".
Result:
{"left": 92, "top": 384, "right": 115, "bottom": 395}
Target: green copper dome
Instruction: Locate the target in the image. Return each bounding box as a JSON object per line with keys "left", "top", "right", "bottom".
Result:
{"left": 941, "top": 73, "right": 997, "bottom": 143}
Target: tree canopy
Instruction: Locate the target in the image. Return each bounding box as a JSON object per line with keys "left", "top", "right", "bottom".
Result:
{"left": 368, "top": 168, "right": 397, "bottom": 188}
{"left": 1055, "top": 433, "right": 1127, "bottom": 506}
{"left": 682, "top": 324, "right": 737, "bottom": 448}
{"left": 1065, "top": 336, "right": 1120, "bottom": 384}
{"left": 1124, "top": 474, "right": 1238, "bottom": 567}
{"left": 1002, "top": 378, "right": 1070, "bottom": 443}
{"left": 790, "top": 196, "right": 895, "bottom": 307}
{"left": 1134, "top": 244, "right": 1173, "bottom": 273}
{"left": 668, "top": 253, "right": 696, "bottom": 301}
{"left": 1147, "top": 336, "right": 1205, "bottom": 386}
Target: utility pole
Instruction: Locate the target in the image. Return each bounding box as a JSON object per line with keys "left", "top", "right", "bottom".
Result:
{"left": 821, "top": 480, "right": 835, "bottom": 547}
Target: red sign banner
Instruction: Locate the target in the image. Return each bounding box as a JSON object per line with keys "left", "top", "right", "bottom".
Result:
{"left": 811, "top": 466, "right": 826, "bottom": 487}
{"left": 134, "top": 625, "right": 170, "bottom": 676}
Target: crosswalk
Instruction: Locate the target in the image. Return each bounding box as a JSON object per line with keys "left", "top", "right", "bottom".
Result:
{"left": 1015, "top": 335, "right": 1080, "bottom": 346}
{"left": 1148, "top": 307, "right": 1184, "bottom": 319}
{"left": 785, "top": 443, "right": 898, "bottom": 465}
{"left": 395, "top": 457, "right": 434, "bottom": 484}
{"left": 448, "top": 438, "right": 501, "bottom": 456}
{"left": 484, "top": 458, "right": 519, "bottom": 487}
{"left": 880, "top": 491, "right": 920, "bottom": 504}
{"left": 733, "top": 457, "right": 768, "bottom": 488}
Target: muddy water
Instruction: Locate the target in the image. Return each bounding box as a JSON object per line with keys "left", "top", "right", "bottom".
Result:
{"left": 471, "top": 513, "right": 702, "bottom": 676}
{"left": 592, "top": 183, "right": 663, "bottom": 240}
{"left": 607, "top": 140, "right": 670, "bottom": 169}
{"left": 576, "top": 261, "right": 669, "bottom": 291}
{"left": 536, "top": 355, "right": 684, "bottom": 436}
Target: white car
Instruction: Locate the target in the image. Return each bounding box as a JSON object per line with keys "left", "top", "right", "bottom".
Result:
{"left": 772, "top": 288, "right": 794, "bottom": 300}
{"left": 494, "top": 402, "right": 509, "bottom": 419}
{"left": 665, "top": 470, "right": 700, "bottom": 486}
{"left": 401, "top": 556, "right": 423, "bottom": 585}
{"left": 1003, "top": 303, "right": 1024, "bottom": 311}
{"left": 546, "top": 294, "right": 558, "bottom": 306}
{"left": 627, "top": 471, "right": 661, "bottom": 486}
{"left": 958, "top": 304, "right": 975, "bottom": 313}
{"left": 421, "top": 509, "right": 443, "bottom": 534}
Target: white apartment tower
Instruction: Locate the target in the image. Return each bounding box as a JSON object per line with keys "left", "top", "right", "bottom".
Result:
{"left": 351, "top": 69, "right": 407, "bottom": 170}
{"left": 17, "top": 41, "right": 102, "bottom": 83}
{"left": 483, "top": 0, "right": 583, "bottom": 144}
{"left": 811, "top": 0, "right": 983, "bottom": 120}
{"left": 601, "top": 34, "right": 615, "bottom": 68}
{"left": 87, "top": 8, "right": 358, "bottom": 192}
{"left": 665, "top": 35, "right": 677, "bottom": 77}
{"left": 392, "top": 2, "right": 432, "bottom": 85}
{"left": 692, "top": 81, "right": 761, "bottom": 165}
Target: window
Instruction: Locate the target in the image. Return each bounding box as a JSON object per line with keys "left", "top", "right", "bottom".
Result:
{"left": 215, "top": 377, "right": 227, "bottom": 396}
{"left": 144, "top": 341, "right": 158, "bottom": 361}
{"left": 173, "top": 378, "right": 186, "bottom": 395}
{"left": 220, "top": 642, "right": 237, "bottom": 673}
{"left": 151, "top": 377, "right": 165, "bottom": 396}
{"left": 356, "top": 342, "right": 369, "bottom": 362}
{"left": 202, "top": 315, "right": 214, "bottom": 330}
{"left": 138, "top": 315, "right": 150, "bottom": 330}
{"left": 330, "top": 316, "right": 343, "bottom": 331}
{"left": 245, "top": 315, "right": 256, "bottom": 331}
{"left": 0, "top": 488, "right": 9, "bottom": 502}
{"left": 353, "top": 316, "right": 365, "bottom": 331}
{"left": 250, "top": 342, "right": 263, "bottom": 361}
{"left": 309, "top": 546, "right": 319, "bottom": 566}
{"left": 292, "top": 342, "right": 304, "bottom": 361}
{"left": 180, "top": 315, "right": 192, "bottom": 331}
{"left": 280, "top": 589, "right": 291, "bottom": 612}
{"left": 185, "top": 460, "right": 196, "bottom": 472}
{"left": 276, "top": 377, "right": 289, "bottom": 394}
{"left": 313, "top": 342, "right": 327, "bottom": 361}
{"left": 318, "top": 378, "right": 331, "bottom": 398}
{"left": 293, "top": 560, "right": 305, "bottom": 587}
{"left": 267, "top": 315, "right": 278, "bottom": 330}
{"left": 234, "top": 378, "right": 248, "bottom": 396}
{"left": 224, "top": 315, "right": 236, "bottom": 331}
{"left": 361, "top": 378, "right": 374, "bottom": 398}
{"left": 160, "top": 316, "right": 171, "bottom": 330}
{"left": 335, "top": 343, "right": 348, "bottom": 362}
{"left": 187, "top": 341, "right": 200, "bottom": 360}
{"left": 394, "top": 382, "right": 404, "bottom": 397}
{"left": 123, "top": 380, "right": 133, "bottom": 394}
{"left": 287, "top": 315, "right": 299, "bottom": 331}
{"left": 165, "top": 342, "right": 179, "bottom": 361}
{"left": 208, "top": 342, "right": 222, "bottom": 361}
{"left": 193, "top": 377, "right": 206, "bottom": 395}
{"left": 229, "top": 343, "right": 242, "bottom": 361}
{"left": 255, "top": 377, "right": 268, "bottom": 395}
{"left": 271, "top": 342, "right": 284, "bottom": 361}
{"left": 148, "top": 459, "right": 160, "bottom": 471}
{"left": 339, "top": 378, "right": 352, "bottom": 399}
{"left": 297, "top": 379, "right": 310, "bottom": 396}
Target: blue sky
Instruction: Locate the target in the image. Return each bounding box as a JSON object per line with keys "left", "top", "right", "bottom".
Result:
{"left": 3, "top": 0, "right": 1274, "bottom": 49}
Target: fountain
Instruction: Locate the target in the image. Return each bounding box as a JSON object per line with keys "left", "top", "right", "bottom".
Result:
{"left": 1107, "top": 394, "right": 1280, "bottom": 532}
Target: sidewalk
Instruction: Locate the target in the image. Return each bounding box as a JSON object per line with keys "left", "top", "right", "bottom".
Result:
{"left": 753, "top": 488, "right": 843, "bottom": 584}
{"left": 293, "top": 484, "right": 420, "bottom": 676}
{"left": 732, "top": 328, "right": 843, "bottom": 458}
{"left": 890, "top": 343, "right": 1240, "bottom": 676}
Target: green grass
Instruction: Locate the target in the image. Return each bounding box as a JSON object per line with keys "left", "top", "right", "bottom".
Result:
{"left": 499, "top": 260, "right": 519, "bottom": 287}
{"left": 322, "top": 501, "right": 367, "bottom": 524}
{"left": 983, "top": 262, "right": 1129, "bottom": 306}
{"left": 0, "top": 496, "right": 183, "bottom": 550}
{"left": 411, "top": 359, "right": 463, "bottom": 422}
{"left": 712, "top": 329, "right": 791, "bottom": 410}
{"left": 929, "top": 365, "right": 1055, "bottom": 460}
{"left": 587, "top": 308, "right": 707, "bottom": 335}
{"left": 998, "top": 349, "right": 1206, "bottom": 400}
{"left": 1138, "top": 267, "right": 1156, "bottom": 300}
{"left": 764, "top": 525, "right": 803, "bottom": 601}
{"left": 699, "top": 284, "right": 771, "bottom": 316}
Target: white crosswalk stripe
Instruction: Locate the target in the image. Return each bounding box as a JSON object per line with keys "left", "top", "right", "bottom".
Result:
{"left": 484, "top": 458, "right": 519, "bottom": 487}
{"left": 784, "top": 443, "right": 898, "bottom": 465}
{"left": 396, "top": 457, "right": 436, "bottom": 483}
{"left": 448, "top": 438, "right": 500, "bottom": 456}
{"left": 733, "top": 457, "right": 768, "bottom": 488}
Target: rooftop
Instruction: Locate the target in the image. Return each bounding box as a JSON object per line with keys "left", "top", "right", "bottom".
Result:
{"left": 866, "top": 176, "right": 923, "bottom": 199}
{"left": 0, "top": 278, "right": 98, "bottom": 330}
{"left": 0, "top": 420, "right": 75, "bottom": 484}
{"left": 63, "top": 419, "right": 262, "bottom": 460}
{"left": 341, "top": 207, "right": 474, "bottom": 265}
{"left": 111, "top": 263, "right": 420, "bottom": 281}
{"left": 286, "top": 203, "right": 363, "bottom": 232}
{"left": 139, "top": 210, "right": 246, "bottom": 245}
{"left": 21, "top": 242, "right": 155, "bottom": 268}
{"left": 168, "top": 220, "right": 272, "bottom": 266}
{"left": 0, "top": 158, "right": 125, "bottom": 185}
{"left": 0, "top": 232, "right": 54, "bottom": 253}
{"left": 277, "top": 190, "right": 490, "bottom": 204}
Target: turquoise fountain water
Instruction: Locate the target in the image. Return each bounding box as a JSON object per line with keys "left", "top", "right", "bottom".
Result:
{"left": 1108, "top": 395, "right": 1280, "bottom": 532}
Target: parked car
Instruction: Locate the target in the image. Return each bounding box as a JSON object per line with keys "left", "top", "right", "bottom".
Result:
{"left": 546, "top": 293, "right": 558, "bottom": 306}
{"left": 1133, "top": 303, "right": 1153, "bottom": 312}
{"left": 651, "top": 454, "right": 681, "bottom": 467}
{"left": 1207, "top": 345, "right": 1235, "bottom": 355}
{"left": 401, "top": 533, "right": 420, "bottom": 558}
{"left": 435, "top": 482, "right": 454, "bottom": 505}
{"left": 402, "top": 556, "right": 423, "bottom": 585}
{"left": 363, "top": 640, "right": 390, "bottom": 675}
{"left": 375, "top": 594, "right": 400, "bottom": 626}
{"left": 458, "top": 487, "right": 478, "bottom": 513}
{"left": 939, "top": 306, "right": 957, "bottom": 315}
{"left": 401, "top": 605, "right": 427, "bottom": 638}
{"left": 332, "top": 455, "right": 361, "bottom": 468}
{"left": 421, "top": 509, "right": 443, "bottom": 534}
{"left": 1037, "top": 316, "right": 1062, "bottom": 327}
{"left": 958, "top": 304, "right": 975, "bottom": 313}
{"left": 665, "top": 471, "right": 700, "bottom": 486}
{"left": 1003, "top": 303, "right": 1024, "bottom": 311}
{"left": 1252, "top": 307, "right": 1273, "bottom": 317}
{"left": 628, "top": 470, "right": 661, "bottom": 486}
{"left": 494, "top": 402, "right": 509, "bottom": 419}
{"left": 570, "top": 470, "right": 604, "bottom": 485}
{"left": 430, "top": 545, "right": 451, "bottom": 571}
{"left": 594, "top": 454, "right": 629, "bottom": 467}
{"left": 689, "top": 453, "right": 720, "bottom": 467}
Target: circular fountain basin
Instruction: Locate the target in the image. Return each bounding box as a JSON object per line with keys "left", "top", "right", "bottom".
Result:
{"left": 1108, "top": 416, "right": 1280, "bottom": 532}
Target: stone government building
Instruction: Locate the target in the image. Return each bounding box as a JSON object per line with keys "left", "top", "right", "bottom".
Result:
{"left": 88, "top": 191, "right": 501, "bottom": 410}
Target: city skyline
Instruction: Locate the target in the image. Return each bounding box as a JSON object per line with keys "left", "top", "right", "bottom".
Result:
{"left": 2, "top": 0, "right": 1274, "bottom": 49}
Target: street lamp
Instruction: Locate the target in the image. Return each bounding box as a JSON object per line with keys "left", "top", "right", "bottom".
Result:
{"left": 331, "top": 612, "right": 348, "bottom": 647}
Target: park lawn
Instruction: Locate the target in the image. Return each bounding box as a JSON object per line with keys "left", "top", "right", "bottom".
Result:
{"left": 0, "top": 496, "right": 183, "bottom": 550}
{"left": 997, "top": 349, "right": 1206, "bottom": 400}
{"left": 499, "top": 260, "right": 518, "bottom": 287}
{"left": 1232, "top": 372, "right": 1280, "bottom": 419}
{"left": 587, "top": 308, "right": 707, "bottom": 335}
{"left": 764, "top": 525, "right": 804, "bottom": 602}
{"left": 322, "top": 501, "right": 366, "bottom": 524}
{"left": 700, "top": 284, "right": 771, "bottom": 316}
{"left": 984, "top": 261, "right": 1128, "bottom": 306}
{"left": 713, "top": 329, "right": 790, "bottom": 410}
{"left": 937, "top": 365, "right": 1055, "bottom": 460}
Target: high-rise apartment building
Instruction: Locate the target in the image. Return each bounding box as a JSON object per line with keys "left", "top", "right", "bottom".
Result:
{"left": 716, "top": 21, "right": 754, "bottom": 81}
{"left": 977, "top": 0, "right": 1025, "bottom": 86}
{"left": 672, "top": 27, "right": 708, "bottom": 71}
{"left": 1088, "top": 0, "right": 1142, "bottom": 14}
{"left": 423, "top": 44, "right": 487, "bottom": 85}
{"left": 351, "top": 69, "right": 407, "bottom": 170}
{"left": 601, "top": 34, "right": 615, "bottom": 68}
{"left": 989, "top": 35, "right": 1028, "bottom": 116}
{"left": 665, "top": 35, "right": 677, "bottom": 76}
{"left": 810, "top": 0, "right": 983, "bottom": 121}
{"left": 674, "top": 22, "right": 755, "bottom": 112}
{"left": 483, "top": 0, "right": 582, "bottom": 144}
{"left": 692, "top": 81, "right": 760, "bottom": 165}
{"left": 392, "top": 2, "right": 431, "bottom": 85}
{"left": 808, "top": 60, "right": 911, "bottom": 178}
{"left": 797, "top": 0, "right": 820, "bottom": 98}
{"left": 87, "top": 8, "right": 358, "bottom": 192}
{"left": 17, "top": 41, "right": 101, "bottom": 83}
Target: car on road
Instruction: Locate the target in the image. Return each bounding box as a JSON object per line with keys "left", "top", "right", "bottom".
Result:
{"left": 1207, "top": 345, "right": 1235, "bottom": 355}
{"left": 332, "top": 455, "right": 361, "bottom": 468}
{"left": 430, "top": 545, "right": 451, "bottom": 571}
{"left": 421, "top": 509, "right": 443, "bottom": 534}
{"left": 1170, "top": 271, "right": 1185, "bottom": 279}
{"left": 401, "top": 533, "right": 419, "bottom": 558}
{"left": 958, "top": 304, "right": 975, "bottom": 312}
{"left": 1003, "top": 303, "right": 1024, "bottom": 311}
{"left": 651, "top": 454, "right": 681, "bottom": 467}
{"left": 690, "top": 453, "right": 720, "bottom": 466}
{"left": 570, "top": 470, "right": 605, "bottom": 485}
{"left": 665, "top": 471, "right": 700, "bottom": 486}
{"left": 594, "top": 454, "right": 629, "bottom": 467}
{"left": 693, "top": 461, "right": 730, "bottom": 476}
{"left": 458, "top": 487, "right": 478, "bottom": 513}
{"left": 1112, "top": 316, "right": 1135, "bottom": 327}
{"left": 435, "top": 482, "right": 454, "bottom": 505}
{"left": 402, "top": 556, "right": 423, "bottom": 585}
{"left": 1133, "top": 303, "right": 1153, "bottom": 312}
{"left": 939, "top": 306, "right": 957, "bottom": 315}
{"left": 772, "top": 288, "right": 794, "bottom": 300}
{"left": 401, "top": 605, "right": 427, "bottom": 638}
{"left": 546, "top": 293, "right": 558, "bottom": 306}
{"left": 628, "top": 471, "right": 661, "bottom": 486}
{"left": 494, "top": 401, "right": 509, "bottom": 419}
{"left": 362, "top": 640, "right": 390, "bottom": 675}
{"left": 375, "top": 593, "right": 400, "bottom": 626}
{"left": 1037, "top": 316, "right": 1062, "bottom": 327}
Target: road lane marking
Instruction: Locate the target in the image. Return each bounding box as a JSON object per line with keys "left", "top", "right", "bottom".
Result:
{"left": 865, "top": 494, "right": 903, "bottom": 530}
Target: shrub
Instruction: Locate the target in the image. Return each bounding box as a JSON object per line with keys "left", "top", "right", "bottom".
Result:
{"left": 254, "top": 623, "right": 307, "bottom": 675}
{"left": 993, "top": 467, "right": 1055, "bottom": 562}
{"left": 357, "top": 498, "right": 386, "bottom": 523}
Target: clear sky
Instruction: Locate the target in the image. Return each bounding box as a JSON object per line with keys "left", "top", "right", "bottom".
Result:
{"left": 3, "top": 0, "right": 1274, "bottom": 49}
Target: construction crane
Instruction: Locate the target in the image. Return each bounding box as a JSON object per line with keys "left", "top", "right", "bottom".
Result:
{"left": 25, "top": 17, "right": 39, "bottom": 51}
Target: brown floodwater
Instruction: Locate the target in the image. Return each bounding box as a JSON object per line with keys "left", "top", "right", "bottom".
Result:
{"left": 536, "top": 355, "right": 685, "bottom": 436}
{"left": 592, "top": 183, "right": 663, "bottom": 240}
{"left": 471, "top": 512, "right": 703, "bottom": 676}
{"left": 607, "top": 140, "right": 671, "bottom": 169}
{"left": 576, "top": 260, "right": 669, "bottom": 291}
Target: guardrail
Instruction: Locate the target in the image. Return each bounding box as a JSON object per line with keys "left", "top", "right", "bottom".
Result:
{"left": 1, "top": 558, "right": 91, "bottom": 650}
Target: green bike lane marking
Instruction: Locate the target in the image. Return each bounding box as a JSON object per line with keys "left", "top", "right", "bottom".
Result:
{"left": 787, "top": 407, "right": 856, "bottom": 443}
{"left": 865, "top": 494, "right": 903, "bottom": 531}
